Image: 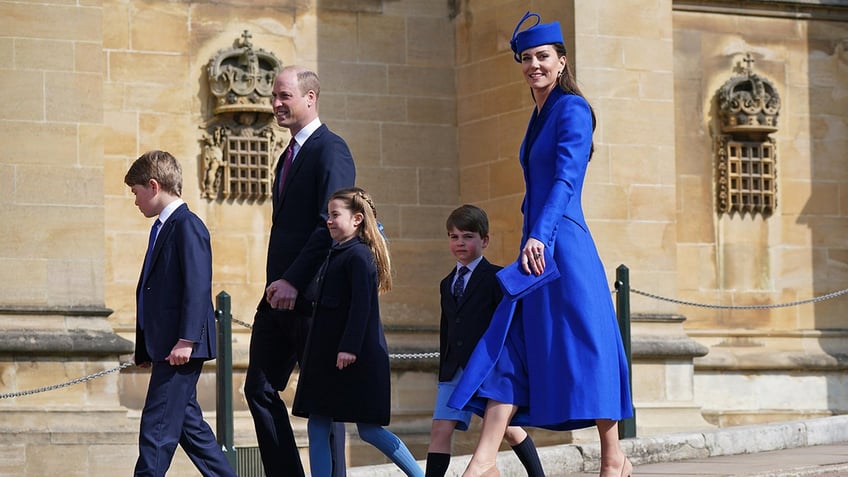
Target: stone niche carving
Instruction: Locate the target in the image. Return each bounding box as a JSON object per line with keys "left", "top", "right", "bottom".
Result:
{"left": 201, "top": 30, "right": 284, "bottom": 201}
{"left": 715, "top": 53, "right": 781, "bottom": 216}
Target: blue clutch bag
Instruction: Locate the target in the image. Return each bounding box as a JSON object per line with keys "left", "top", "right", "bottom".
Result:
{"left": 496, "top": 249, "right": 560, "bottom": 300}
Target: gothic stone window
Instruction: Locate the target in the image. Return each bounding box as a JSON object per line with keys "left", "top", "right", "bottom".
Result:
{"left": 715, "top": 53, "right": 781, "bottom": 216}
{"left": 224, "top": 133, "right": 273, "bottom": 199}
{"left": 721, "top": 139, "right": 776, "bottom": 213}
{"left": 201, "top": 30, "right": 284, "bottom": 201}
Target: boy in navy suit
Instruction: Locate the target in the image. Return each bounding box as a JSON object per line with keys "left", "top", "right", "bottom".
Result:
{"left": 425, "top": 205, "right": 545, "bottom": 477}
{"left": 126, "top": 150, "right": 236, "bottom": 477}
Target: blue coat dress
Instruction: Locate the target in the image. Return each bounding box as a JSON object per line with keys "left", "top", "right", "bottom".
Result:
{"left": 449, "top": 87, "right": 633, "bottom": 431}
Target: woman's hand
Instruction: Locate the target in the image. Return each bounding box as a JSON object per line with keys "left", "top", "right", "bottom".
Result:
{"left": 521, "top": 238, "right": 546, "bottom": 276}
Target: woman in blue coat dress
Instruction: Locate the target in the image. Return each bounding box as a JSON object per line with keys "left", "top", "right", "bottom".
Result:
{"left": 448, "top": 12, "right": 633, "bottom": 477}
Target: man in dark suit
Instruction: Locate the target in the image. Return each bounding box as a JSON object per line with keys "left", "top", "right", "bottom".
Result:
{"left": 245, "top": 65, "right": 355, "bottom": 477}
{"left": 126, "top": 150, "right": 236, "bottom": 477}
{"left": 425, "top": 205, "right": 544, "bottom": 477}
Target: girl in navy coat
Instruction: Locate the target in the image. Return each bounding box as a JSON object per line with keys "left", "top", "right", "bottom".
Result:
{"left": 449, "top": 12, "right": 633, "bottom": 477}
{"left": 292, "top": 187, "right": 423, "bottom": 477}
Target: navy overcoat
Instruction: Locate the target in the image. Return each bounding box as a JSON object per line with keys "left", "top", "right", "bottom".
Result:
{"left": 292, "top": 237, "right": 392, "bottom": 425}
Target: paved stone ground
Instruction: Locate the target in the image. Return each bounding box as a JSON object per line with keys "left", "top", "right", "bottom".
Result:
{"left": 348, "top": 415, "right": 848, "bottom": 477}
{"left": 570, "top": 443, "right": 848, "bottom": 476}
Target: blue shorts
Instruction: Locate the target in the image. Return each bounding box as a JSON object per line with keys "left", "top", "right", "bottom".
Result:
{"left": 432, "top": 368, "right": 473, "bottom": 431}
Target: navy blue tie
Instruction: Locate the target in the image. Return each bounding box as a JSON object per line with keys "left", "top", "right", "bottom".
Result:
{"left": 453, "top": 266, "right": 470, "bottom": 298}
{"left": 138, "top": 219, "right": 161, "bottom": 329}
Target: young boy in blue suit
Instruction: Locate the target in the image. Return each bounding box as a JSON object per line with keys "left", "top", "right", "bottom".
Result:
{"left": 425, "top": 205, "right": 545, "bottom": 477}
{"left": 126, "top": 150, "right": 235, "bottom": 477}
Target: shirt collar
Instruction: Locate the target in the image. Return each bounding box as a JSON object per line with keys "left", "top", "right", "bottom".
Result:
{"left": 292, "top": 117, "right": 323, "bottom": 150}
{"left": 457, "top": 255, "right": 484, "bottom": 274}
{"left": 157, "top": 198, "right": 184, "bottom": 225}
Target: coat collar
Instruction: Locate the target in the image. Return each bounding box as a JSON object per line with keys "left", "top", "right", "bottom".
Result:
{"left": 331, "top": 235, "right": 363, "bottom": 252}
{"left": 521, "top": 86, "right": 566, "bottom": 163}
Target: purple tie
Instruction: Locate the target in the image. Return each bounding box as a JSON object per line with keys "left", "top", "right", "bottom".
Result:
{"left": 277, "top": 137, "right": 296, "bottom": 196}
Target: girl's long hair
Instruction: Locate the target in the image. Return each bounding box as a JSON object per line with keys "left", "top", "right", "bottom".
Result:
{"left": 553, "top": 43, "right": 596, "bottom": 159}
{"left": 330, "top": 187, "right": 392, "bottom": 293}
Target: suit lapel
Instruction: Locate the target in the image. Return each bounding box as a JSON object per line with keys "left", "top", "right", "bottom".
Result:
{"left": 273, "top": 124, "right": 326, "bottom": 220}
{"left": 441, "top": 271, "right": 458, "bottom": 312}
{"left": 142, "top": 204, "right": 184, "bottom": 284}
{"left": 455, "top": 258, "right": 495, "bottom": 309}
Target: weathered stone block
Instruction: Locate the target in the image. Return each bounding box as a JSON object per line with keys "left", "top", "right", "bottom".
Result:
{"left": 408, "top": 97, "right": 455, "bottom": 125}
{"left": 407, "top": 16, "right": 454, "bottom": 66}
{"left": 108, "top": 52, "right": 189, "bottom": 85}
{"left": 356, "top": 165, "right": 418, "bottom": 204}
{"left": 16, "top": 39, "right": 75, "bottom": 71}
{"left": 382, "top": 123, "right": 455, "bottom": 168}
{"left": 0, "top": 70, "right": 44, "bottom": 121}
{"left": 0, "top": 3, "right": 101, "bottom": 41}
{"left": 346, "top": 94, "right": 406, "bottom": 122}
{"left": 388, "top": 65, "right": 454, "bottom": 96}
{"left": 130, "top": 3, "right": 189, "bottom": 53}
{"left": 418, "top": 167, "right": 459, "bottom": 206}
{"left": 358, "top": 13, "right": 406, "bottom": 64}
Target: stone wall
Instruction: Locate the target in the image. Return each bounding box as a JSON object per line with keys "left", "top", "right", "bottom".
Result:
{"left": 2, "top": 0, "right": 848, "bottom": 473}
{"left": 673, "top": 9, "right": 848, "bottom": 332}
{"left": 671, "top": 6, "right": 848, "bottom": 423}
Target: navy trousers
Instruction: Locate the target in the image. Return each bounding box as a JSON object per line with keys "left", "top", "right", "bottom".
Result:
{"left": 135, "top": 359, "right": 236, "bottom": 477}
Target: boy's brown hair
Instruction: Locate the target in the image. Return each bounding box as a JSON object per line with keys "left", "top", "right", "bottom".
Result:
{"left": 124, "top": 150, "right": 183, "bottom": 197}
{"left": 445, "top": 204, "right": 489, "bottom": 238}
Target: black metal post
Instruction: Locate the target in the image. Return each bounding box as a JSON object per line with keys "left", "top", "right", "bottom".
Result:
{"left": 615, "top": 265, "right": 637, "bottom": 439}
{"left": 215, "top": 291, "right": 237, "bottom": 470}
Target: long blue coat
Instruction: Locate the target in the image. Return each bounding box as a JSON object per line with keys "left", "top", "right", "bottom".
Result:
{"left": 449, "top": 87, "right": 633, "bottom": 431}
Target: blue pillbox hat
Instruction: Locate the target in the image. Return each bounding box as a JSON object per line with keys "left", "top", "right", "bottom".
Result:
{"left": 509, "top": 11, "right": 564, "bottom": 63}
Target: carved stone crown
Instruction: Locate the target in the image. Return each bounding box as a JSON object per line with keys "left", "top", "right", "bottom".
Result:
{"left": 717, "top": 53, "right": 781, "bottom": 136}
{"left": 207, "top": 30, "right": 282, "bottom": 116}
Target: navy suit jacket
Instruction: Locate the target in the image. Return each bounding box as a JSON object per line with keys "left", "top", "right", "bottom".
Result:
{"left": 135, "top": 203, "right": 216, "bottom": 364}
{"left": 438, "top": 257, "right": 503, "bottom": 382}
{"left": 263, "top": 123, "right": 356, "bottom": 304}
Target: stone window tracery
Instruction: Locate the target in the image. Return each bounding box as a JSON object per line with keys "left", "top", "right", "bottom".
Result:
{"left": 714, "top": 53, "right": 781, "bottom": 216}
{"left": 201, "top": 31, "right": 284, "bottom": 201}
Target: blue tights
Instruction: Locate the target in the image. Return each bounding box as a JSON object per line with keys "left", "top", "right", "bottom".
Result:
{"left": 308, "top": 415, "right": 423, "bottom": 477}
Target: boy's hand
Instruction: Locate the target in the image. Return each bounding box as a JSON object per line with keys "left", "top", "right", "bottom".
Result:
{"left": 336, "top": 352, "right": 357, "bottom": 370}
{"left": 167, "top": 339, "right": 194, "bottom": 366}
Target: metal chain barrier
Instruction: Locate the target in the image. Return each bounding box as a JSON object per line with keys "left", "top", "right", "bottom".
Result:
{"left": 0, "top": 360, "right": 135, "bottom": 400}
{"left": 9, "top": 283, "right": 847, "bottom": 399}
{"left": 231, "top": 316, "right": 255, "bottom": 330}
{"left": 390, "top": 351, "right": 440, "bottom": 359}
{"left": 228, "top": 315, "right": 440, "bottom": 360}
{"left": 629, "top": 286, "right": 848, "bottom": 310}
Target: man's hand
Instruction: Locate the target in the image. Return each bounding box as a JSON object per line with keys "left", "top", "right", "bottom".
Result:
{"left": 167, "top": 339, "right": 193, "bottom": 366}
{"left": 336, "top": 352, "right": 357, "bottom": 370}
{"left": 131, "top": 353, "right": 151, "bottom": 368}
{"left": 266, "top": 278, "right": 298, "bottom": 311}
